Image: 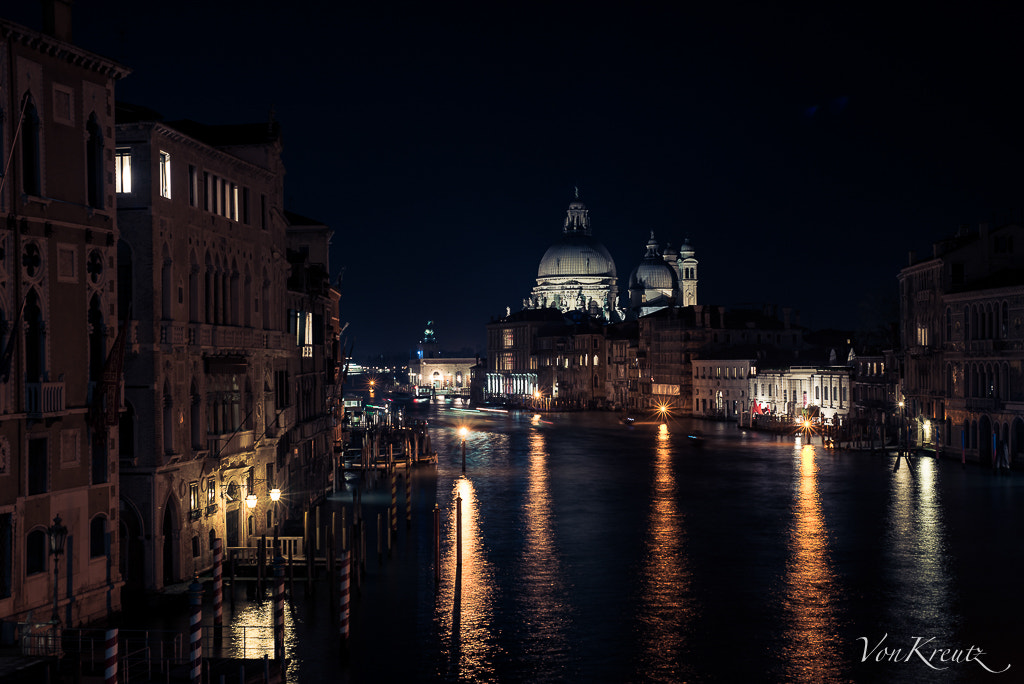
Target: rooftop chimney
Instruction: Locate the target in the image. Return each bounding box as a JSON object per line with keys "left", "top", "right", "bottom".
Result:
{"left": 42, "top": 0, "right": 74, "bottom": 43}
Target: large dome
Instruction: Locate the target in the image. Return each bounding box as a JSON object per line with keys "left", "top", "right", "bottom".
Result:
{"left": 538, "top": 234, "right": 617, "bottom": 279}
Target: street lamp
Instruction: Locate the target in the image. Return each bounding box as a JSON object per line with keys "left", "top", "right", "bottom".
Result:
{"left": 270, "top": 487, "right": 282, "bottom": 550}
{"left": 48, "top": 514, "right": 68, "bottom": 624}
{"left": 459, "top": 427, "right": 468, "bottom": 473}
{"left": 898, "top": 400, "right": 905, "bottom": 456}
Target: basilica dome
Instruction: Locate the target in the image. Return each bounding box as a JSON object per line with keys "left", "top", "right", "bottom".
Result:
{"left": 525, "top": 193, "right": 622, "bottom": 321}
{"left": 538, "top": 234, "right": 617, "bottom": 279}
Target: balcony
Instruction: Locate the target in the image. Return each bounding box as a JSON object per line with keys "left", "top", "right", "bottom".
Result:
{"left": 160, "top": 321, "right": 187, "bottom": 346}
{"left": 207, "top": 430, "right": 255, "bottom": 459}
{"left": 25, "top": 381, "right": 65, "bottom": 415}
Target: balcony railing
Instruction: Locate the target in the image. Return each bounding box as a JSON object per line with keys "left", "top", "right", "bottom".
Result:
{"left": 207, "top": 430, "right": 255, "bottom": 458}
{"left": 25, "top": 381, "right": 65, "bottom": 415}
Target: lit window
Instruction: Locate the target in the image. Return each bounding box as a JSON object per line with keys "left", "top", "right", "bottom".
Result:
{"left": 115, "top": 148, "right": 132, "bottom": 193}
{"left": 303, "top": 312, "right": 313, "bottom": 358}
{"left": 159, "top": 151, "right": 172, "bottom": 199}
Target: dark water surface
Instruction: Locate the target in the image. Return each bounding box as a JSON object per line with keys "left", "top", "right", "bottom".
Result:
{"left": 132, "top": 407, "right": 1023, "bottom": 682}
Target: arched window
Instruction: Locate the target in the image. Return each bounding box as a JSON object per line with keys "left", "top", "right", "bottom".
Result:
{"left": 189, "top": 252, "right": 200, "bottom": 323}
{"left": 204, "top": 253, "right": 214, "bottom": 323}
{"left": 243, "top": 265, "right": 252, "bottom": 328}
{"left": 24, "top": 289, "right": 44, "bottom": 383}
{"left": 161, "top": 245, "right": 172, "bottom": 320}
{"left": 945, "top": 308, "right": 951, "bottom": 343}
{"left": 230, "top": 260, "right": 240, "bottom": 326}
{"left": 90, "top": 515, "right": 107, "bottom": 558}
{"left": 86, "top": 113, "right": 104, "bottom": 209}
{"left": 163, "top": 380, "right": 174, "bottom": 454}
{"left": 190, "top": 381, "right": 202, "bottom": 449}
{"left": 1001, "top": 301, "right": 1009, "bottom": 339}
{"left": 26, "top": 528, "right": 46, "bottom": 575}
{"left": 88, "top": 295, "right": 104, "bottom": 385}
{"left": 21, "top": 97, "right": 41, "bottom": 196}
{"left": 120, "top": 401, "right": 136, "bottom": 460}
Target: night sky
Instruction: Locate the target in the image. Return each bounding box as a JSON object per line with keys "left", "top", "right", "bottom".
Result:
{"left": 9, "top": 2, "right": 1024, "bottom": 359}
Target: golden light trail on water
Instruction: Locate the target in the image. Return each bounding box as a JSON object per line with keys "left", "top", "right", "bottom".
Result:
{"left": 437, "top": 475, "right": 495, "bottom": 681}
{"left": 782, "top": 444, "right": 842, "bottom": 682}
{"left": 637, "top": 422, "right": 692, "bottom": 680}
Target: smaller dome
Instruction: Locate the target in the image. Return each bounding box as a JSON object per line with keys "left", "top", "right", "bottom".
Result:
{"left": 628, "top": 232, "right": 679, "bottom": 290}
{"left": 629, "top": 260, "right": 679, "bottom": 290}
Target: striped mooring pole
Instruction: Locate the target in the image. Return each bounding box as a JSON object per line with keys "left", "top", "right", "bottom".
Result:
{"left": 103, "top": 628, "right": 118, "bottom": 684}
{"left": 390, "top": 473, "right": 397, "bottom": 539}
{"left": 274, "top": 555, "right": 285, "bottom": 665}
{"left": 405, "top": 468, "right": 412, "bottom": 528}
{"left": 339, "top": 548, "right": 350, "bottom": 644}
{"left": 213, "top": 538, "right": 223, "bottom": 634}
{"left": 188, "top": 579, "right": 203, "bottom": 684}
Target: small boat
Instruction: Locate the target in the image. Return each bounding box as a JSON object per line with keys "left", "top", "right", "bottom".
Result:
{"left": 687, "top": 430, "right": 705, "bottom": 447}
{"left": 620, "top": 415, "right": 637, "bottom": 425}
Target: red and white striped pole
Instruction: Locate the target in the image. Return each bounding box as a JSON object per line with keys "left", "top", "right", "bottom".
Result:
{"left": 188, "top": 579, "right": 203, "bottom": 684}
{"left": 103, "top": 628, "right": 117, "bottom": 684}
{"left": 213, "top": 537, "right": 223, "bottom": 635}
{"left": 405, "top": 468, "right": 412, "bottom": 528}
{"left": 273, "top": 555, "right": 285, "bottom": 665}
{"left": 390, "top": 473, "right": 397, "bottom": 540}
{"left": 339, "top": 548, "right": 350, "bottom": 644}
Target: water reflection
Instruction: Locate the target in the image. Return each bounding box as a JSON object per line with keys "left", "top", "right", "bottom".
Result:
{"left": 222, "top": 596, "right": 297, "bottom": 678}
{"left": 517, "top": 429, "right": 570, "bottom": 675}
{"left": 437, "top": 476, "right": 496, "bottom": 681}
{"left": 635, "top": 423, "right": 693, "bottom": 681}
{"left": 886, "top": 458, "right": 955, "bottom": 634}
{"left": 782, "top": 445, "right": 842, "bottom": 682}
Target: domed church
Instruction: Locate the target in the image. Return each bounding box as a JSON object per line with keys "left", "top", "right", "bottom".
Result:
{"left": 627, "top": 233, "right": 698, "bottom": 317}
{"left": 523, "top": 190, "right": 625, "bottom": 321}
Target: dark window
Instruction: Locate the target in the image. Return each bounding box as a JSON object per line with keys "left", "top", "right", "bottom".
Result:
{"left": 28, "top": 438, "right": 47, "bottom": 495}
{"left": 90, "top": 516, "right": 106, "bottom": 558}
{"left": 86, "top": 114, "right": 103, "bottom": 209}
{"left": 21, "top": 99, "right": 41, "bottom": 196}
{"left": 26, "top": 529, "right": 46, "bottom": 575}
{"left": 191, "top": 535, "right": 200, "bottom": 558}
{"left": 0, "top": 513, "right": 11, "bottom": 598}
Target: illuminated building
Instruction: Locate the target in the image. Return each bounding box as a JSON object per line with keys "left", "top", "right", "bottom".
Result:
{"left": 285, "top": 211, "right": 343, "bottom": 511}
{"left": 900, "top": 223, "right": 1024, "bottom": 462}
{"left": 0, "top": 7, "right": 129, "bottom": 627}
{"left": 409, "top": 322, "right": 478, "bottom": 401}
{"left": 522, "top": 192, "right": 624, "bottom": 321}
{"left": 116, "top": 112, "right": 295, "bottom": 592}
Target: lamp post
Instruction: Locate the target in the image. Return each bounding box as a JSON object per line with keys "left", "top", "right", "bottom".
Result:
{"left": 898, "top": 400, "right": 905, "bottom": 457}
{"left": 270, "top": 487, "right": 281, "bottom": 551}
{"left": 48, "top": 514, "right": 68, "bottom": 624}
{"left": 459, "top": 427, "right": 468, "bottom": 473}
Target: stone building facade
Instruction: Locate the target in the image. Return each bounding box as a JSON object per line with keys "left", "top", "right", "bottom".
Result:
{"left": 116, "top": 113, "right": 295, "bottom": 592}
{"left": 901, "top": 223, "right": 1024, "bottom": 462}
{"left": 0, "top": 10, "right": 129, "bottom": 626}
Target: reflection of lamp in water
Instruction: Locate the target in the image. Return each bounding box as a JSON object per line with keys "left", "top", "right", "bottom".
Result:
{"left": 459, "top": 427, "right": 468, "bottom": 473}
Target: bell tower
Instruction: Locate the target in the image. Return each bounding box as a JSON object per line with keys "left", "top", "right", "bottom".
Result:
{"left": 677, "top": 237, "right": 698, "bottom": 306}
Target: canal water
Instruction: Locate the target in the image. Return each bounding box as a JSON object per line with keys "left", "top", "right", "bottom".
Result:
{"left": 128, "top": 406, "right": 1022, "bottom": 682}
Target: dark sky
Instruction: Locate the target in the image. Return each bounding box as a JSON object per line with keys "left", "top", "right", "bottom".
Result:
{"left": 9, "top": 2, "right": 1024, "bottom": 360}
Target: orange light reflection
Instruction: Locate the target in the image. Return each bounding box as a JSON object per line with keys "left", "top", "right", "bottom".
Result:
{"left": 782, "top": 444, "right": 842, "bottom": 682}
{"left": 437, "top": 476, "right": 495, "bottom": 681}
{"left": 636, "top": 421, "right": 691, "bottom": 678}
